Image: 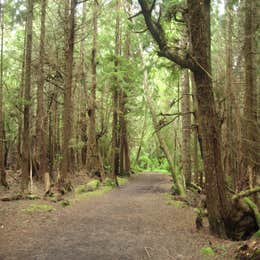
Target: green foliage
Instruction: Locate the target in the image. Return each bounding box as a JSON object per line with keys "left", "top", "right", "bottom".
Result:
{"left": 200, "top": 247, "right": 215, "bottom": 258}
{"left": 136, "top": 153, "right": 170, "bottom": 173}
{"left": 22, "top": 204, "right": 54, "bottom": 214}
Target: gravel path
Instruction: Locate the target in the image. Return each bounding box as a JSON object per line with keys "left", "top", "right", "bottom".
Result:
{"left": 0, "top": 173, "right": 222, "bottom": 260}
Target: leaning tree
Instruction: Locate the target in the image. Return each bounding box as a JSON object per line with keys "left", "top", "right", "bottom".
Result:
{"left": 138, "top": 0, "right": 259, "bottom": 239}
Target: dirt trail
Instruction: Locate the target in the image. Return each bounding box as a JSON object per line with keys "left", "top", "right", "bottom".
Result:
{"left": 0, "top": 173, "right": 228, "bottom": 260}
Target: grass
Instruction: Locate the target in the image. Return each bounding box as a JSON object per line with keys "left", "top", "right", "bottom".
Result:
{"left": 22, "top": 204, "right": 54, "bottom": 214}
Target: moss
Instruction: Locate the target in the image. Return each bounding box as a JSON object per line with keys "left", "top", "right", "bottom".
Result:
{"left": 200, "top": 247, "right": 215, "bottom": 258}
{"left": 163, "top": 193, "right": 184, "bottom": 208}
{"left": 118, "top": 177, "right": 128, "bottom": 185}
{"left": 252, "top": 248, "right": 260, "bottom": 259}
{"left": 75, "top": 179, "right": 100, "bottom": 194}
{"left": 103, "top": 178, "right": 116, "bottom": 187}
{"left": 25, "top": 194, "right": 40, "bottom": 200}
{"left": 75, "top": 184, "right": 87, "bottom": 194}
{"left": 60, "top": 200, "right": 70, "bottom": 207}
{"left": 103, "top": 177, "right": 128, "bottom": 187}
{"left": 243, "top": 197, "right": 260, "bottom": 228}
{"left": 86, "top": 179, "right": 100, "bottom": 192}
{"left": 74, "top": 185, "right": 113, "bottom": 201}
{"left": 252, "top": 229, "right": 260, "bottom": 238}
{"left": 22, "top": 204, "right": 54, "bottom": 214}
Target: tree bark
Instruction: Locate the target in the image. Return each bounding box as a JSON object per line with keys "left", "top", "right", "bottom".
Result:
{"left": 119, "top": 14, "right": 131, "bottom": 176}
{"left": 0, "top": 0, "right": 7, "bottom": 188}
{"left": 21, "top": 0, "right": 33, "bottom": 193}
{"left": 111, "top": 0, "right": 121, "bottom": 185}
{"left": 86, "top": 0, "right": 104, "bottom": 178}
{"left": 59, "top": 0, "right": 76, "bottom": 191}
{"left": 181, "top": 70, "right": 191, "bottom": 186}
{"left": 239, "top": 0, "right": 259, "bottom": 193}
{"left": 79, "top": 2, "right": 87, "bottom": 167}
{"left": 36, "top": 0, "right": 50, "bottom": 193}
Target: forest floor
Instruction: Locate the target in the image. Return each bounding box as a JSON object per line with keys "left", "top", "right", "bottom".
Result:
{"left": 0, "top": 173, "right": 255, "bottom": 260}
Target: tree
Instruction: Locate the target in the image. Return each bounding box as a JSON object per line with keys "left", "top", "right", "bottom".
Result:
{"left": 119, "top": 3, "right": 131, "bottom": 176}
{"left": 59, "top": 0, "right": 76, "bottom": 191}
{"left": 181, "top": 70, "right": 191, "bottom": 186}
{"left": 21, "top": 0, "right": 33, "bottom": 192}
{"left": 239, "top": 0, "right": 259, "bottom": 192}
{"left": 138, "top": 0, "right": 230, "bottom": 238}
{"left": 86, "top": 0, "right": 104, "bottom": 178}
{"left": 79, "top": 1, "right": 87, "bottom": 168}
{"left": 0, "top": 0, "right": 7, "bottom": 188}
{"left": 36, "top": 0, "right": 50, "bottom": 193}
{"left": 111, "top": 0, "right": 121, "bottom": 185}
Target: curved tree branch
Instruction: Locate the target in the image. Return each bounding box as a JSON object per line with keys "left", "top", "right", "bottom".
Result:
{"left": 138, "top": 0, "right": 195, "bottom": 70}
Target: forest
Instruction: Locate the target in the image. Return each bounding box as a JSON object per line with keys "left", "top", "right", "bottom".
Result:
{"left": 0, "top": 0, "right": 259, "bottom": 259}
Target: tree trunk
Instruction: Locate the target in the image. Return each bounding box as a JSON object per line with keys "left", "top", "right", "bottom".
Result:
{"left": 135, "top": 104, "right": 147, "bottom": 164}
{"left": 59, "top": 0, "right": 76, "bottom": 191}
{"left": 21, "top": 0, "right": 33, "bottom": 193}
{"left": 187, "top": 0, "right": 230, "bottom": 237}
{"left": 181, "top": 70, "right": 191, "bottom": 186}
{"left": 111, "top": 0, "right": 121, "bottom": 185}
{"left": 79, "top": 3, "right": 87, "bottom": 167}
{"left": 36, "top": 0, "right": 50, "bottom": 193}
{"left": 86, "top": 0, "right": 104, "bottom": 178}
{"left": 239, "top": 0, "right": 258, "bottom": 193}
{"left": 119, "top": 19, "right": 131, "bottom": 176}
{"left": 0, "top": 0, "right": 7, "bottom": 187}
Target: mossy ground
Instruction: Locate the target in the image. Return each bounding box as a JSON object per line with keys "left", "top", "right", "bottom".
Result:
{"left": 73, "top": 177, "right": 129, "bottom": 202}
{"left": 22, "top": 204, "right": 54, "bottom": 214}
{"left": 200, "top": 246, "right": 215, "bottom": 259}
{"left": 162, "top": 193, "right": 185, "bottom": 208}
